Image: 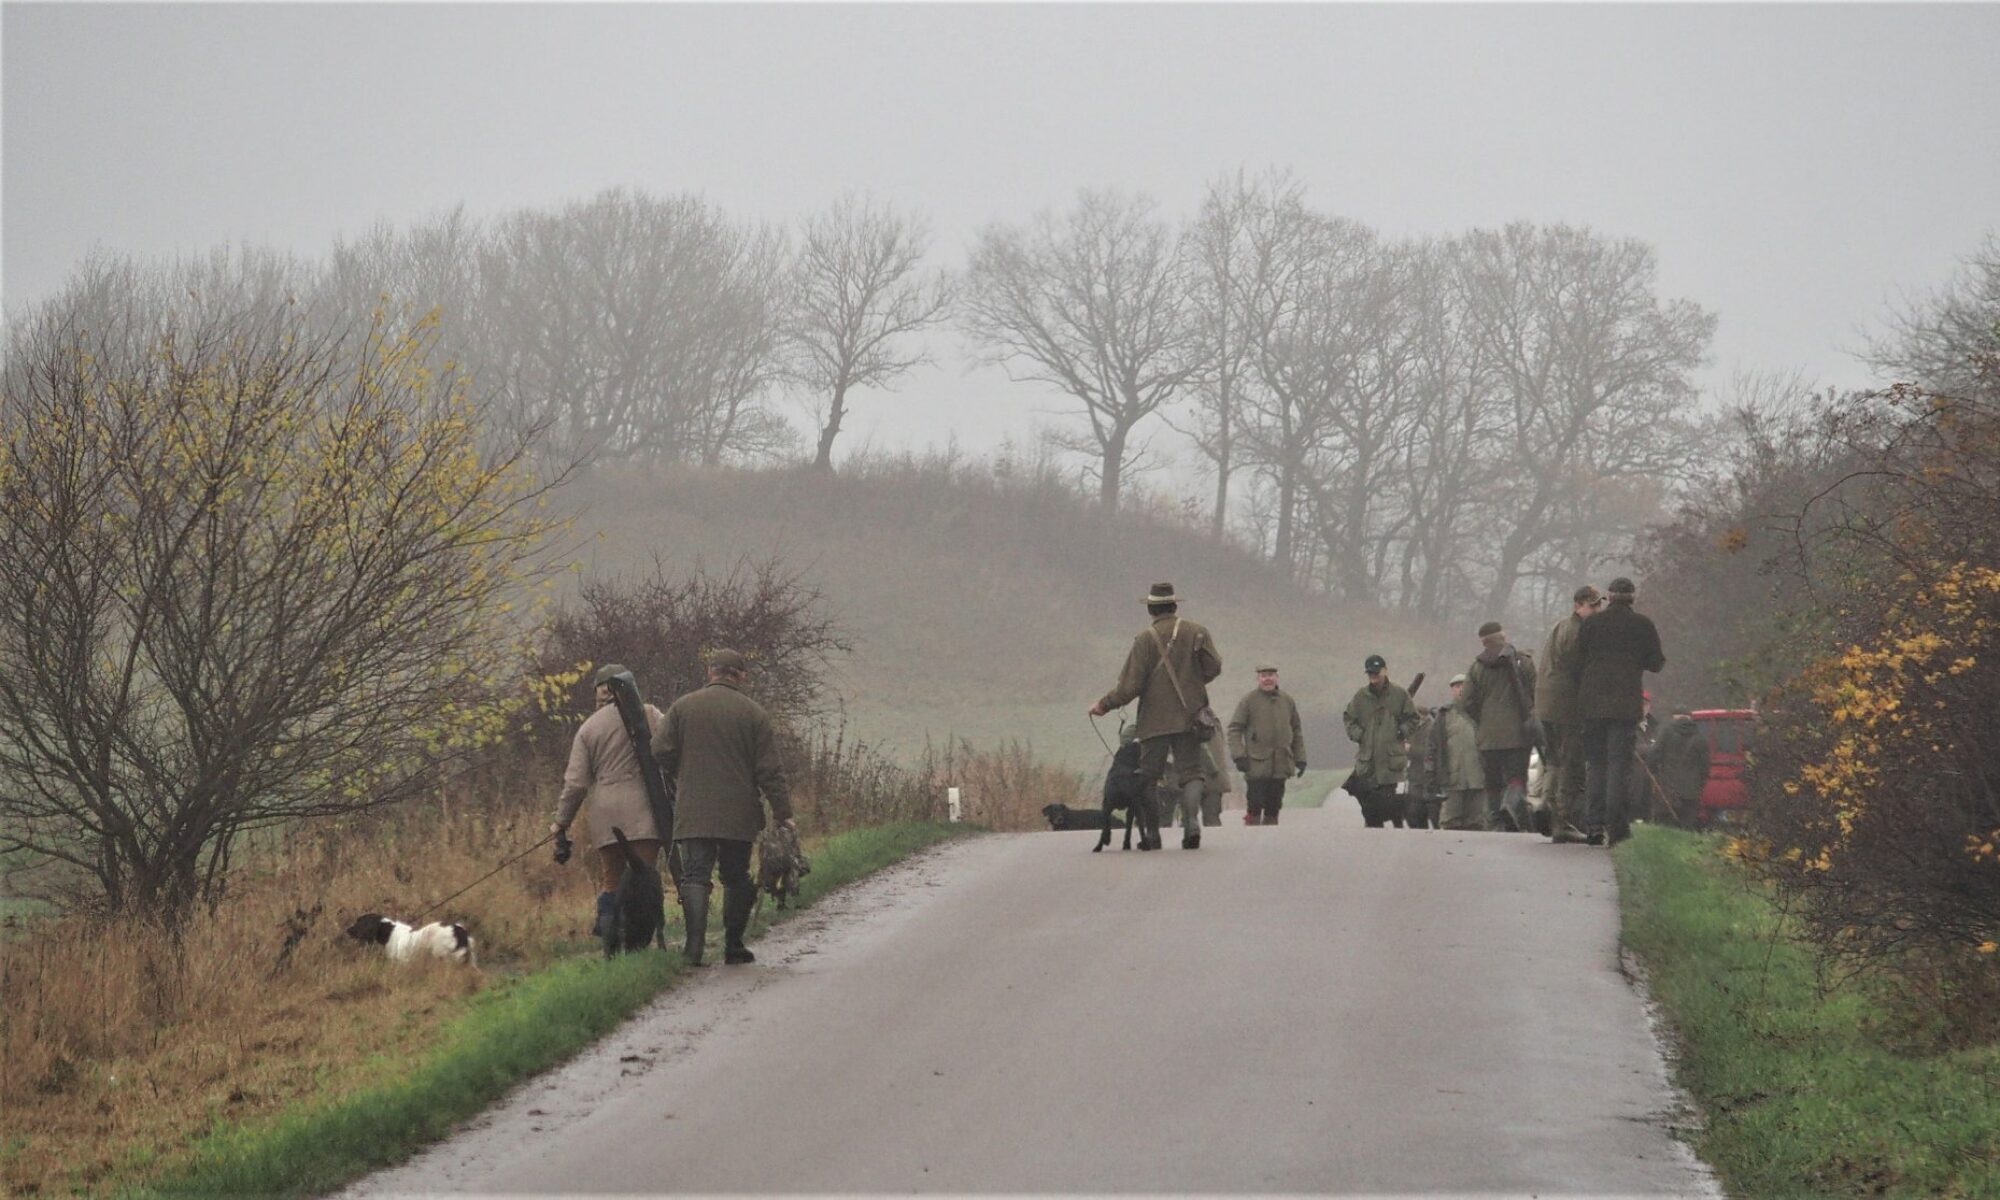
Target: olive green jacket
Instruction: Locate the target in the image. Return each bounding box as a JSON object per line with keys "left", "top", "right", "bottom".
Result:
{"left": 1535, "top": 614, "right": 1586, "bottom": 724}
{"left": 651, "top": 680, "right": 793, "bottom": 842}
{"left": 1098, "top": 615, "right": 1223, "bottom": 740}
{"left": 1343, "top": 682, "right": 1419, "bottom": 785}
{"left": 1427, "top": 703, "right": 1486, "bottom": 792}
{"left": 1227, "top": 688, "right": 1306, "bottom": 781}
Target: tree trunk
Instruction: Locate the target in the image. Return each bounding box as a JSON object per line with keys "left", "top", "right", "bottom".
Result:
{"left": 1099, "top": 425, "right": 1127, "bottom": 513}
{"left": 812, "top": 383, "right": 848, "bottom": 472}
{"left": 1274, "top": 467, "right": 1297, "bottom": 576}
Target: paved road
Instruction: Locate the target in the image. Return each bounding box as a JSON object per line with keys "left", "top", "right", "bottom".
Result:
{"left": 350, "top": 809, "right": 1716, "bottom": 1197}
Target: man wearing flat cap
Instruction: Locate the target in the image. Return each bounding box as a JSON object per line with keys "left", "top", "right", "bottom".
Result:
{"left": 1343, "top": 654, "right": 1420, "bottom": 828}
{"left": 1572, "top": 577, "right": 1666, "bottom": 846}
{"left": 1535, "top": 585, "right": 1602, "bottom": 843}
{"left": 551, "top": 664, "right": 668, "bottom": 939}
{"left": 1228, "top": 664, "right": 1306, "bottom": 825}
{"left": 653, "top": 648, "right": 794, "bottom": 964}
{"left": 1090, "top": 582, "right": 1223, "bottom": 849}
{"left": 1460, "top": 621, "right": 1539, "bottom": 832}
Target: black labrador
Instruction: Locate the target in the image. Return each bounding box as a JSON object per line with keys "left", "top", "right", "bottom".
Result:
{"left": 603, "top": 825, "right": 666, "bottom": 957}
{"left": 1094, "top": 737, "right": 1162, "bottom": 852}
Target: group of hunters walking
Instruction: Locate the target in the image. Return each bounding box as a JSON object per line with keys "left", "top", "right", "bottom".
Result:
{"left": 545, "top": 576, "right": 1711, "bottom": 966}
{"left": 1089, "top": 577, "right": 1711, "bottom": 847}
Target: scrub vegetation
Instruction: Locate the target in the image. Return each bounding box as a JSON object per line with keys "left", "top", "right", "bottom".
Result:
{"left": 1617, "top": 827, "right": 2000, "bottom": 1198}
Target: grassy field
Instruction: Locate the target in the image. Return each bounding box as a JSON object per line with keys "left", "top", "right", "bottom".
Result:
{"left": 102, "top": 822, "right": 971, "bottom": 1200}
{"left": 562, "top": 461, "right": 1442, "bottom": 772}
{"left": 1615, "top": 827, "right": 2000, "bottom": 1198}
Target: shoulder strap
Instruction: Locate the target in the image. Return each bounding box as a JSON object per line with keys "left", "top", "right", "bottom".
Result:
{"left": 1148, "top": 619, "right": 1196, "bottom": 712}
{"left": 1502, "top": 650, "right": 1533, "bottom": 710}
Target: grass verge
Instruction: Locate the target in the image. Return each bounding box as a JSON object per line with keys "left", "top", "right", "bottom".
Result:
{"left": 1615, "top": 825, "right": 2000, "bottom": 1198}
{"left": 117, "top": 821, "right": 972, "bottom": 1200}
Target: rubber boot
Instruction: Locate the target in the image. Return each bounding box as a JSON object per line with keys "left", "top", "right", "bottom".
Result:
{"left": 1180, "top": 781, "right": 1204, "bottom": 849}
{"left": 593, "top": 890, "right": 617, "bottom": 941}
{"left": 678, "top": 885, "right": 710, "bottom": 966}
{"left": 1243, "top": 809, "right": 1260, "bottom": 826}
{"left": 1266, "top": 806, "right": 1279, "bottom": 826}
{"left": 722, "top": 882, "right": 757, "bottom": 964}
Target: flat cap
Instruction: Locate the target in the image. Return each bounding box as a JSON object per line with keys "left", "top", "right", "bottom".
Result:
{"left": 593, "top": 663, "right": 633, "bottom": 686}
{"left": 1448, "top": 672, "right": 1468, "bottom": 686}
{"left": 1477, "top": 620, "right": 1504, "bottom": 638}
{"left": 1363, "top": 653, "right": 1387, "bottom": 674}
{"left": 706, "top": 648, "right": 751, "bottom": 673}
{"left": 1573, "top": 584, "right": 1601, "bottom": 605}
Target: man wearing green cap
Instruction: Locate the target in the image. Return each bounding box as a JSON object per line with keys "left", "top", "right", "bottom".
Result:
{"left": 1089, "top": 582, "right": 1223, "bottom": 850}
{"left": 653, "top": 648, "right": 794, "bottom": 965}
{"left": 550, "top": 664, "right": 667, "bottom": 939}
{"left": 1344, "top": 654, "right": 1420, "bottom": 828}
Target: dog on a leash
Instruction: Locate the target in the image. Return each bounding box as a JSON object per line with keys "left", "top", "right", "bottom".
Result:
{"left": 756, "top": 823, "right": 812, "bottom": 910}
{"left": 602, "top": 826, "right": 666, "bottom": 956}
{"left": 344, "top": 913, "right": 477, "bottom": 967}
{"left": 1095, "top": 734, "right": 1162, "bottom": 852}
{"left": 1041, "top": 802, "right": 1115, "bottom": 832}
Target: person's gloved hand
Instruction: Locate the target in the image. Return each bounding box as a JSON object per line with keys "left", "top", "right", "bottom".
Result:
{"left": 1295, "top": 761, "right": 1308, "bottom": 777}
{"left": 1233, "top": 756, "right": 1250, "bottom": 774}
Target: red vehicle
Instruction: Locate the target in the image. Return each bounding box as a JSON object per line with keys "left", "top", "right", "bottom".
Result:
{"left": 1689, "top": 709, "right": 1756, "bottom": 828}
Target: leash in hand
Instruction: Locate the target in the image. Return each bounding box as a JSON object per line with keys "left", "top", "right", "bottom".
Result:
{"left": 413, "top": 831, "right": 558, "bottom": 924}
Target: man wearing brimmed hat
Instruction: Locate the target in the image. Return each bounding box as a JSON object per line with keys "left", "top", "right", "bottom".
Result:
{"left": 1430, "top": 673, "right": 1486, "bottom": 830}
{"left": 1089, "top": 582, "right": 1223, "bottom": 850}
{"left": 1228, "top": 664, "right": 1306, "bottom": 825}
{"left": 1535, "top": 585, "right": 1602, "bottom": 843}
{"left": 653, "top": 648, "right": 794, "bottom": 964}
{"left": 551, "top": 664, "right": 668, "bottom": 939}
{"left": 1572, "top": 577, "right": 1666, "bottom": 846}
{"left": 1460, "top": 621, "right": 1539, "bottom": 832}
{"left": 1343, "top": 654, "right": 1420, "bottom": 828}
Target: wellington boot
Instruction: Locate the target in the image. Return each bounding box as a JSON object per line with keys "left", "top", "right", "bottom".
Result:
{"left": 1243, "top": 810, "right": 1261, "bottom": 826}
{"left": 1266, "top": 808, "right": 1279, "bottom": 826}
{"left": 677, "top": 885, "right": 710, "bottom": 965}
{"left": 722, "top": 883, "right": 756, "bottom": 966}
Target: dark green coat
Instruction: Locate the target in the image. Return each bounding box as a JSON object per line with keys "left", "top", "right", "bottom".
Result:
{"left": 1649, "top": 718, "right": 1711, "bottom": 801}
{"left": 1344, "top": 682, "right": 1419, "bottom": 785}
{"left": 1098, "top": 615, "right": 1223, "bottom": 740}
{"left": 1461, "top": 645, "right": 1538, "bottom": 751}
{"left": 652, "top": 680, "right": 793, "bottom": 842}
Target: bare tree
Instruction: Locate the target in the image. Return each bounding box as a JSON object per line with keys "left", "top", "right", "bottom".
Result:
{"left": 1453, "top": 222, "right": 1714, "bottom": 616}
{"left": 1866, "top": 231, "right": 2000, "bottom": 397}
{"left": 1173, "top": 170, "right": 1301, "bottom": 535}
{"left": 0, "top": 254, "right": 567, "bottom": 924}
{"left": 787, "top": 195, "right": 953, "bottom": 471}
{"left": 962, "top": 189, "right": 1203, "bottom": 513}
{"left": 478, "top": 188, "right": 793, "bottom": 467}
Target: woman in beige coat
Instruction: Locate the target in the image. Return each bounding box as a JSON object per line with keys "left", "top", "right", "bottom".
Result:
{"left": 551, "top": 664, "right": 665, "bottom": 932}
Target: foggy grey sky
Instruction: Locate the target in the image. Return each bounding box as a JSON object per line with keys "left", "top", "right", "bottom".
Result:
{"left": 6, "top": 2, "right": 1999, "bottom": 465}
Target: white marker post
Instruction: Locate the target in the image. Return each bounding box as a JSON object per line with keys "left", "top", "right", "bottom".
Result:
{"left": 947, "top": 786, "right": 963, "bottom": 822}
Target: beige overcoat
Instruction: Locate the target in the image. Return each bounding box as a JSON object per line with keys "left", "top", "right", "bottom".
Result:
{"left": 652, "top": 680, "right": 793, "bottom": 842}
{"left": 1098, "top": 615, "right": 1223, "bottom": 740}
{"left": 554, "top": 701, "right": 666, "bottom": 848}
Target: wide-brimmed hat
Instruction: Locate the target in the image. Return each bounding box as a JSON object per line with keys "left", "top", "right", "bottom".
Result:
{"left": 1145, "top": 582, "right": 1180, "bottom": 605}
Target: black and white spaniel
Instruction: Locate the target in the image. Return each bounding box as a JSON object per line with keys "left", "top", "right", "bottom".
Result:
{"left": 344, "top": 913, "right": 477, "bottom": 967}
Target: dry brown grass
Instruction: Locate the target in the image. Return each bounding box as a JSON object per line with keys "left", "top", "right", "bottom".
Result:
{"left": 0, "top": 730, "right": 1073, "bottom": 1196}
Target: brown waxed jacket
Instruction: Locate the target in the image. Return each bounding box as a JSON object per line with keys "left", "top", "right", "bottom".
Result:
{"left": 1461, "top": 645, "right": 1538, "bottom": 751}
{"left": 652, "top": 680, "right": 793, "bottom": 842}
{"left": 1098, "top": 615, "right": 1223, "bottom": 740}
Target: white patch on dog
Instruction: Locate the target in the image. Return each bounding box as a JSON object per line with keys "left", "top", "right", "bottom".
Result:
{"left": 345, "top": 913, "right": 477, "bottom": 967}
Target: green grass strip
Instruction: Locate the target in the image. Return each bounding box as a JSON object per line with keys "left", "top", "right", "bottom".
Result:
{"left": 120, "top": 821, "right": 973, "bottom": 1200}
{"left": 1615, "top": 826, "right": 2000, "bottom": 1198}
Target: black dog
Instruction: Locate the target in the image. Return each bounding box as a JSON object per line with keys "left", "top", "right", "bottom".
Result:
{"left": 1094, "top": 737, "right": 1162, "bottom": 852}
{"left": 603, "top": 826, "right": 666, "bottom": 957}
{"left": 1042, "top": 802, "right": 1115, "bottom": 832}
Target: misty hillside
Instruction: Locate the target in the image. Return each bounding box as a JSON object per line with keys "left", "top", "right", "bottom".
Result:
{"left": 560, "top": 457, "right": 1452, "bottom": 770}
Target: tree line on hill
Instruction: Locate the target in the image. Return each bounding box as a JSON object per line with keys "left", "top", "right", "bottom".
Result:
{"left": 13, "top": 171, "right": 1724, "bottom": 629}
